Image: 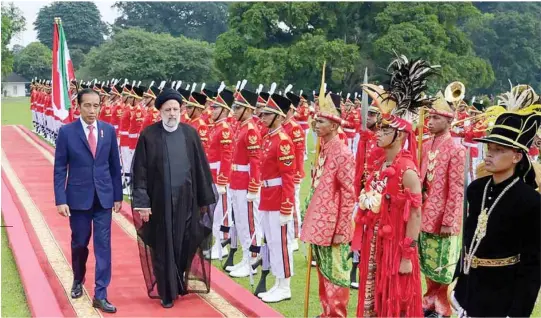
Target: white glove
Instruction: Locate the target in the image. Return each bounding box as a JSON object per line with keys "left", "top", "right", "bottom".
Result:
{"left": 246, "top": 191, "right": 258, "bottom": 202}
{"left": 279, "top": 213, "right": 293, "bottom": 226}
{"left": 217, "top": 185, "right": 227, "bottom": 195}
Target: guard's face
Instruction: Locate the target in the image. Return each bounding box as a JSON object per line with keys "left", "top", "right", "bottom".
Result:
{"left": 160, "top": 100, "right": 181, "bottom": 127}
{"left": 484, "top": 143, "right": 522, "bottom": 173}
{"left": 314, "top": 117, "right": 336, "bottom": 137}
{"left": 367, "top": 111, "right": 378, "bottom": 129}
{"left": 211, "top": 104, "right": 226, "bottom": 120}
{"left": 232, "top": 103, "right": 248, "bottom": 121}
{"left": 427, "top": 114, "right": 451, "bottom": 135}
{"left": 78, "top": 92, "right": 100, "bottom": 125}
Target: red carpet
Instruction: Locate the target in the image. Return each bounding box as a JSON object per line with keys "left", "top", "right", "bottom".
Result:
{"left": 1, "top": 125, "right": 230, "bottom": 317}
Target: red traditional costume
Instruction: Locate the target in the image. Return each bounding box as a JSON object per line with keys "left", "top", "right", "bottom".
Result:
{"left": 419, "top": 93, "right": 466, "bottom": 317}
{"left": 353, "top": 55, "right": 438, "bottom": 317}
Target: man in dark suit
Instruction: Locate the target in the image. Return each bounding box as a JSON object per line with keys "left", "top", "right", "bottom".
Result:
{"left": 54, "top": 88, "right": 123, "bottom": 313}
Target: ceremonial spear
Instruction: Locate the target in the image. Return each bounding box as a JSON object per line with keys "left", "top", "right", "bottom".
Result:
{"left": 303, "top": 61, "right": 327, "bottom": 318}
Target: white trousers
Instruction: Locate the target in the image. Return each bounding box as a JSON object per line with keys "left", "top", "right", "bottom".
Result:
{"left": 213, "top": 185, "right": 233, "bottom": 245}
{"left": 230, "top": 189, "right": 262, "bottom": 259}
{"left": 121, "top": 146, "right": 133, "bottom": 175}
{"left": 260, "top": 211, "right": 294, "bottom": 279}
{"left": 347, "top": 137, "right": 355, "bottom": 154}
{"left": 304, "top": 129, "right": 309, "bottom": 155}
{"left": 293, "top": 183, "right": 302, "bottom": 238}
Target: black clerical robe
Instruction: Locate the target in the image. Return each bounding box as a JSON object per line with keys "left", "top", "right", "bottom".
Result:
{"left": 131, "top": 122, "right": 216, "bottom": 301}
{"left": 452, "top": 175, "right": 541, "bottom": 317}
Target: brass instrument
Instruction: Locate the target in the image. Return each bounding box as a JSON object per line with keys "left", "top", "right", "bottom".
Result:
{"left": 445, "top": 81, "right": 466, "bottom": 110}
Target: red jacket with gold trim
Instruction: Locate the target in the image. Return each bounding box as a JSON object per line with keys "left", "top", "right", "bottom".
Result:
{"left": 230, "top": 118, "right": 261, "bottom": 193}
{"left": 141, "top": 107, "right": 160, "bottom": 131}
{"left": 207, "top": 118, "right": 233, "bottom": 186}
{"left": 354, "top": 130, "right": 385, "bottom": 197}
{"left": 128, "top": 103, "right": 145, "bottom": 149}
{"left": 294, "top": 102, "right": 310, "bottom": 130}
{"left": 341, "top": 109, "right": 360, "bottom": 138}
{"left": 282, "top": 118, "right": 305, "bottom": 184}
{"left": 188, "top": 116, "right": 210, "bottom": 153}
{"left": 259, "top": 127, "right": 296, "bottom": 215}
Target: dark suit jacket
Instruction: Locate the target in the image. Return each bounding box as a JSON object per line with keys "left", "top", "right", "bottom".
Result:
{"left": 54, "top": 119, "right": 123, "bottom": 210}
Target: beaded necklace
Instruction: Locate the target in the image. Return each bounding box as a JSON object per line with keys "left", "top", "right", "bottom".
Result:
{"left": 463, "top": 177, "right": 519, "bottom": 274}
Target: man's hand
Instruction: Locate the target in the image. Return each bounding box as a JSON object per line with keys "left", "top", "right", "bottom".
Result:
{"left": 440, "top": 226, "right": 453, "bottom": 237}
{"left": 57, "top": 204, "right": 71, "bottom": 217}
{"left": 398, "top": 258, "right": 413, "bottom": 275}
{"left": 136, "top": 208, "right": 152, "bottom": 223}
{"left": 246, "top": 192, "right": 258, "bottom": 202}
{"left": 217, "top": 185, "right": 227, "bottom": 195}
{"left": 279, "top": 213, "right": 292, "bottom": 226}
{"left": 113, "top": 201, "right": 122, "bottom": 213}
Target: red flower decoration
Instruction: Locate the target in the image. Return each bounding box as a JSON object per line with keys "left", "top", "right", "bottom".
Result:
{"left": 382, "top": 166, "right": 396, "bottom": 178}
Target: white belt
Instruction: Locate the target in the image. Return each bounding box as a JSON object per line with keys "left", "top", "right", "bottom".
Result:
{"left": 344, "top": 128, "right": 356, "bottom": 133}
{"left": 232, "top": 164, "right": 249, "bottom": 172}
{"left": 128, "top": 133, "right": 138, "bottom": 138}
{"left": 120, "top": 132, "right": 129, "bottom": 136}
{"left": 298, "top": 121, "right": 308, "bottom": 124}
{"left": 209, "top": 162, "right": 220, "bottom": 170}
{"left": 262, "top": 177, "right": 282, "bottom": 187}
{"left": 462, "top": 141, "right": 477, "bottom": 148}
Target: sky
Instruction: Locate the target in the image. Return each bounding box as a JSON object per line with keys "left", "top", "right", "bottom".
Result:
{"left": 8, "top": 1, "right": 120, "bottom": 47}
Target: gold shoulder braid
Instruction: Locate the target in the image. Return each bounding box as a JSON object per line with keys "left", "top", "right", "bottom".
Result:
{"left": 463, "top": 177, "right": 519, "bottom": 274}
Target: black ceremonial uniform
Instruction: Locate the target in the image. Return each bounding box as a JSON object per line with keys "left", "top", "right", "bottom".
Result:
{"left": 452, "top": 175, "right": 540, "bottom": 317}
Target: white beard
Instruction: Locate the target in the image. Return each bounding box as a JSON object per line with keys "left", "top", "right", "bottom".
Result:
{"left": 162, "top": 118, "right": 179, "bottom": 132}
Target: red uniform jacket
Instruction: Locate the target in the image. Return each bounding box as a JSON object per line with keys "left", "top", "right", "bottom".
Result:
{"left": 282, "top": 118, "right": 306, "bottom": 184}
{"left": 230, "top": 118, "right": 261, "bottom": 193}
{"left": 301, "top": 135, "right": 355, "bottom": 245}
{"left": 354, "top": 130, "right": 385, "bottom": 197}
{"left": 341, "top": 109, "right": 361, "bottom": 138}
{"left": 207, "top": 118, "right": 234, "bottom": 186}
{"left": 259, "top": 127, "right": 296, "bottom": 215}
{"left": 128, "top": 103, "right": 145, "bottom": 150}
{"left": 141, "top": 107, "right": 160, "bottom": 131}
{"left": 119, "top": 104, "right": 132, "bottom": 147}
{"left": 188, "top": 116, "right": 210, "bottom": 153}
{"left": 294, "top": 103, "right": 310, "bottom": 130}
{"left": 99, "top": 103, "right": 113, "bottom": 124}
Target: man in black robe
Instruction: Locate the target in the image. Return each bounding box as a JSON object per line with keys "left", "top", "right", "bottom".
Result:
{"left": 450, "top": 109, "right": 541, "bottom": 317}
{"left": 131, "top": 87, "right": 217, "bottom": 308}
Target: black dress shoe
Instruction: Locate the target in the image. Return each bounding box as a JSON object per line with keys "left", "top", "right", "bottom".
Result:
{"left": 161, "top": 299, "right": 174, "bottom": 308}
{"left": 71, "top": 281, "right": 83, "bottom": 299}
{"left": 92, "top": 298, "right": 117, "bottom": 313}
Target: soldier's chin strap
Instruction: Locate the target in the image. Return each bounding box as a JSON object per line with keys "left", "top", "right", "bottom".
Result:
{"left": 268, "top": 114, "right": 278, "bottom": 128}
{"left": 213, "top": 108, "right": 226, "bottom": 122}
{"left": 240, "top": 107, "right": 248, "bottom": 122}
{"left": 189, "top": 107, "right": 196, "bottom": 119}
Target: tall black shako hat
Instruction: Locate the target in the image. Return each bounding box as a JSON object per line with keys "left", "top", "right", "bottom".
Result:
{"left": 234, "top": 89, "right": 258, "bottom": 109}
{"left": 286, "top": 92, "right": 301, "bottom": 110}
{"left": 262, "top": 93, "right": 290, "bottom": 117}
{"left": 185, "top": 91, "right": 207, "bottom": 109}
{"left": 214, "top": 89, "right": 234, "bottom": 111}
{"left": 155, "top": 88, "right": 183, "bottom": 110}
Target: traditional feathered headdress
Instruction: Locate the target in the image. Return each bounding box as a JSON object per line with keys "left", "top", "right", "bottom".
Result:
{"left": 361, "top": 54, "right": 440, "bottom": 132}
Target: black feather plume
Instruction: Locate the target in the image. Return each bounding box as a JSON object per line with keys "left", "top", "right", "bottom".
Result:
{"left": 383, "top": 54, "right": 439, "bottom": 118}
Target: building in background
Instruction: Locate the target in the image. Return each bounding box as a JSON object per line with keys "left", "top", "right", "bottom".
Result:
{"left": 2, "top": 73, "right": 29, "bottom": 97}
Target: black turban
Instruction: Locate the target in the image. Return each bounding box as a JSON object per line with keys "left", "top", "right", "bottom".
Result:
{"left": 155, "top": 87, "right": 183, "bottom": 110}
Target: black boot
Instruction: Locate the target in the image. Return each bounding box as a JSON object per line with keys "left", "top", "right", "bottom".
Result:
{"left": 254, "top": 269, "right": 269, "bottom": 296}
{"left": 222, "top": 247, "right": 237, "bottom": 270}
{"left": 350, "top": 262, "right": 359, "bottom": 289}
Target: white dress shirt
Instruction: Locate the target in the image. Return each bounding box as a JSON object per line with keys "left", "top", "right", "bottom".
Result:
{"left": 80, "top": 117, "right": 98, "bottom": 141}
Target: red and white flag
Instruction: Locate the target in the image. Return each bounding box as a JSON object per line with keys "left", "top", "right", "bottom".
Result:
{"left": 52, "top": 18, "right": 75, "bottom": 121}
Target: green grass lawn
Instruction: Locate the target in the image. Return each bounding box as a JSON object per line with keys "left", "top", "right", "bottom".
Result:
{"left": 1, "top": 226, "right": 31, "bottom": 317}
{"left": 1, "top": 97, "right": 540, "bottom": 317}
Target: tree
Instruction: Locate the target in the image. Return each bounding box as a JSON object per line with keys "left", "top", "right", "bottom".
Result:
{"left": 78, "top": 28, "right": 219, "bottom": 83}
{"left": 1, "top": 3, "right": 25, "bottom": 76}
{"left": 113, "top": 2, "right": 229, "bottom": 43}
{"left": 34, "top": 2, "right": 107, "bottom": 53}
{"left": 11, "top": 43, "right": 24, "bottom": 54}
{"left": 13, "top": 42, "right": 52, "bottom": 80}
{"left": 215, "top": 3, "right": 361, "bottom": 91}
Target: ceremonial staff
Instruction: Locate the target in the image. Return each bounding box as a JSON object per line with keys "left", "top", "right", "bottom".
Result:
{"left": 304, "top": 61, "right": 327, "bottom": 318}
{"left": 360, "top": 68, "right": 369, "bottom": 184}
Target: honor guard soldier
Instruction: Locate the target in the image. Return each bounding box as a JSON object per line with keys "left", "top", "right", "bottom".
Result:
{"left": 226, "top": 88, "right": 263, "bottom": 278}
{"left": 450, "top": 89, "right": 541, "bottom": 317}
{"left": 294, "top": 91, "right": 310, "bottom": 159}
{"left": 128, "top": 84, "right": 146, "bottom": 158}
{"left": 186, "top": 91, "right": 210, "bottom": 152}
{"left": 141, "top": 82, "right": 162, "bottom": 131}
{"left": 177, "top": 84, "right": 192, "bottom": 123}
{"left": 205, "top": 87, "right": 236, "bottom": 260}
{"left": 98, "top": 84, "right": 113, "bottom": 124}
{"left": 283, "top": 90, "right": 306, "bottom": 251}
{"left": 119, "top": 83, "right": 137, "bottom": 194}
{"left": 256, "top": 93, "right": 296, "bottom": 303}
{"left": 200, "top": 84, "right": 216, "bottom": 128}
{"left": 341, "top": 93, "right": 361, "bottom": 153}
{"left": 109, "top": 81, "right": 124, "bottom": 141}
